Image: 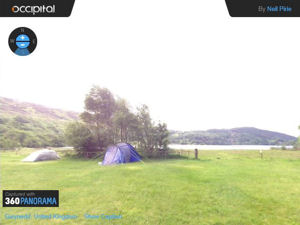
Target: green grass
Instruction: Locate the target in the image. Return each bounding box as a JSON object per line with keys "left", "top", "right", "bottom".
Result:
{"left": 1, "top": 149, "right": 300, "bottom": 225}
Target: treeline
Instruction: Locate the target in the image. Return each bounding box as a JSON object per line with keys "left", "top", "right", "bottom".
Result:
{"left": 65, "top": 86, "right": 169, "bottom": 157}
{"left": 0, "top": 116, "right": 65, "bottom": 149}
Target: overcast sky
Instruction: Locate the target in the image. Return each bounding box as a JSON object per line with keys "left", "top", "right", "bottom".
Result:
{"left": 0, "top": 0, "right": 300, "bottom": 136}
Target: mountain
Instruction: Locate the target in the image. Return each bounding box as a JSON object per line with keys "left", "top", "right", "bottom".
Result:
{"left": 169, "top": 127, "right": 297, "bottom": 145}
{"left": 1, "top": 97, "right": 297, "bottom": 149}
{"left": 0, "top": 97, "right": 79, "bottom": 149}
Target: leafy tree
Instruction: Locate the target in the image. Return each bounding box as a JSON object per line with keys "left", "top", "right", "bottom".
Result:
{"left": 154, "top": 122, "right": 169, "bottom": 151}
{"left": 112, "top": 98, "right": 137, "bottom": 142}
{"left": 23, "top": 135, "right": 42, "bottom": 148}
{"left": 135, "top": 105, "right": 155, "bottom": 156}
{"left": 65, "top": 122, "right": 96, "bottom": 156}
{"left": 5, "top": 130, "right": 26, "bottom": 148}
{"left": 80, "top": 86, "right": 116, "bottom": 150}
{"left": 0, "top": 136, "right": 20, "bottom": 149}
{"left": 48, "top": 134, "right": 65, "bottom": 147}
{"left": 135, "top": 105, "right": 169, "bottom": 157}
{"left": 65, "top": 87, "right": 169, "bottom": 158}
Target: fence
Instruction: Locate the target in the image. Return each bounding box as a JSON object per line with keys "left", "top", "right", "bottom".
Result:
{"left": 169, "top": 149, "right": 199, "bottom": 159}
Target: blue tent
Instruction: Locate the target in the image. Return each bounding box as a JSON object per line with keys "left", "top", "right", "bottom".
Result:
{"left": 102, "top": 143, "right": 142, "bottom": 165}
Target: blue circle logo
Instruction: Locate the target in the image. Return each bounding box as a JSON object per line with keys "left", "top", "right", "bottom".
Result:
{"left": 9, "top": 27, "right": 37, "bottom": 56}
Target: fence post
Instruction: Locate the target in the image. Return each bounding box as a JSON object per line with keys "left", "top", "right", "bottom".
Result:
{"left": 195, "top": 148, "right": 198, "bottom": 160}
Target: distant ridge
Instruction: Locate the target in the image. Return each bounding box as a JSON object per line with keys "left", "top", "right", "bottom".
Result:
{"left": 169, "top": 127, "right": 296, "bottom": 145}
{"left": 0, "top": 97, "right": 297, "bottom": 148}
{"left": 0, "top": 97, "right": 78, "bottom": 120}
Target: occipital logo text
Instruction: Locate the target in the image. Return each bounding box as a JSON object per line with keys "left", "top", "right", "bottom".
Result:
{"left": 11, "top": 5, "right": 56, "bottom": 15}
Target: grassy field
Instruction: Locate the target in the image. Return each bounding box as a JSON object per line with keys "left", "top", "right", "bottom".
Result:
{"left": 1, "top": 149, "right": 300, "bottom": 225}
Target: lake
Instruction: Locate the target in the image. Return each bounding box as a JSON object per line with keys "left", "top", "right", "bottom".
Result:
{"left": 168, "top": 144, "right": 293, "bottom": 150}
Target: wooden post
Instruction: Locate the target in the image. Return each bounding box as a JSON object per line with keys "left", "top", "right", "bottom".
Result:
{"left": 195, "top": 148, "right": 198, "bottom": 160}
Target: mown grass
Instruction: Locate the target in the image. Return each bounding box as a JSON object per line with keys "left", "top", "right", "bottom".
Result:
{"left": 1, "top": 149, "right": 300, "bottom": 225}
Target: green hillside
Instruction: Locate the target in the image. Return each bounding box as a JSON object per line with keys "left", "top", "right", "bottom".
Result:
{"left": 170, "top": 127, "right": 297, "bottom": 145}
{"left": 0, "top": 97, "right": 78, "bottom": 149}
{"left": 1, "top": 97, "right": 297, "bottom": 149}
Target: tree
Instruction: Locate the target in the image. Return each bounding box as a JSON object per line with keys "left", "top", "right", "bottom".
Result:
{"left": 4, "top": 130, "right": 25, "bottom": 148}
{"left": 80, "top": 86, "right": 116, "bottom": 150}
{"left": 65, "top": 86, "right": 169, "bottom": 158}
{"left": 135, "top": 105, "right": 169, "bottom": 157}
{"left": 154, "top": 122, "right": 169, "bottom": 151}
{"left": 65, "top": 122, "right": 96, "bottom": 156}
{"left": 135, "top": 105, "right": 155, "bottom": 156}
{"left": 112, "top": 98, "right": 137, "bottom": 142}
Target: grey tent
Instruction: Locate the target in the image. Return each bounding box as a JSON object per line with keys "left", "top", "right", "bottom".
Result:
{"left": 22, "top": 149, "right": 60, "bottom": 162}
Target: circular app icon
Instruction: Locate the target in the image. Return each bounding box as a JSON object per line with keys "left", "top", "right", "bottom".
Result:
{"left": 8, "top": 27, "right": 37, "bottom": 56}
